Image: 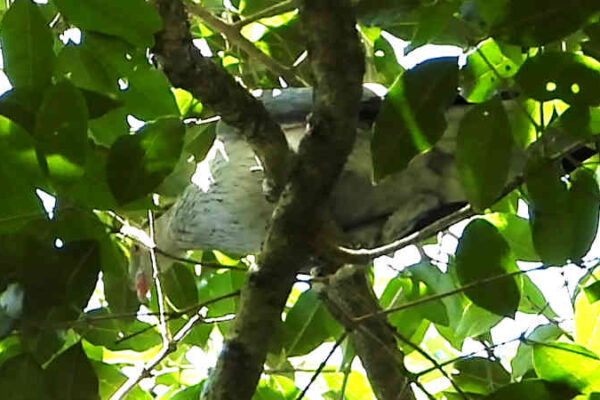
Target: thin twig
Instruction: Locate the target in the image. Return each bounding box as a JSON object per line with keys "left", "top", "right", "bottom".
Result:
{"left": 232, "top": 0, "right": 299, "bottom": 28}
{"left": 296, "top": 331, "right": 349, "bottom": 400}
{"left": 393, "top": 331, "right": 470, "bottom": 400}
{"left": 333, "top": 133, "right": 598, "bottom": 263}
{"left": 186, "top": 2, "right": 306, "bottom": 85}
{"left": 148, "top": 210, "right": 172, "bottom": 342}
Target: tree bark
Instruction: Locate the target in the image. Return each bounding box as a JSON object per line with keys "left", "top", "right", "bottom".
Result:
{"left": 154, "top": 0, "right": 365, "bottom": 398}
{"left": 316, "top": 265, "right": 416, "bottom": 400}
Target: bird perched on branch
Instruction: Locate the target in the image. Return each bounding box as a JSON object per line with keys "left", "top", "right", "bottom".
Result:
{"left": 129, "top": 87, "right": 479, "bottom": 299}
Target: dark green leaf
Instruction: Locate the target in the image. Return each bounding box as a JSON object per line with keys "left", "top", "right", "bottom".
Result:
{"left": 0, "top": 354, "right": 51, "bottom": 399}
{"left": 456, "top": 98, "right": 513, "bottom": 210}
{"left": 53, "top": 0, "right": 161, "bottom": 47}
{"left": 371, "top": 57, "right": 458, "bottom": 180}
{"left": 0, "top": 88, "right": 42, "bottom": 132}
{"left": 162, "top": 263, "right": 198, "bottom": 311}
{"left": 1, "top": 0, "right": 54, "bottom": 90}
{"left": 455, "top": 219, "right": 520, "bottom": 317}
{"left": 107, "top": 118, "right": 185, "bottom": 204}
{"left": 453, "top": 357, "right": 510, "bottom": 395}
{"left": 483, "top": 379, "right": 579, "bottom": 400}
{"left": 516, "top": 52, "right": 600, "bottom": 106}
{"left": 45, "top": 342, "right": 100, "bottom": 400}
{"left": 171, "top": 383, "right": 204, "bottom": 400}
{"left": 477, "top": 0, "right": 600, "bottom": 46}
{"left": 34, "top": 82, "right": 89, "bottom": 176}
{"left": 184, "top": 122, "right": 216, "bottom": 162}
{"left": 533, "top": 341, "right": 600, "bottom": 392}
{"left": 92, "top": 361, "right": 152, "bottom": 399}
{"left": 283, "top": 290, "right": 341, "bottom": 357}
{"left": 527, "top": 161, "right": 600, "bottom": 264}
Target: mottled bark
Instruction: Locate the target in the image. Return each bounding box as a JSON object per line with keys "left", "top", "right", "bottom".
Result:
{"left": 153, "top": 0, "right": 364, "bottom": 399}
{"left": 316, "top": 266, "right": 416, "bottom": 400}
{"left": 153, "top": 0, "right": 292, "bottom": 198}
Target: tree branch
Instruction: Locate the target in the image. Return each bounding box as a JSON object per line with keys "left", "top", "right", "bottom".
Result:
{"left": 315, "top": 265, "right": 415, "bottom": 400}
{"left": 200, "top": 0, "right": 365, "bottom": 398}
{"left": 153, "top": 0, "right": 293, "bottom": 199}
{"left": 186, "top": 2, "right": 307, "bottom": 86}
{"left": 231, "top": 0, "right": 299, "bottom": 29}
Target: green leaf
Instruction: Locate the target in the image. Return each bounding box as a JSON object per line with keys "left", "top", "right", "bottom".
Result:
{"left": 527, "top": 162, "right": 600, "bottom": 264}
{"left": 455, "top": 219, "right": 520, "bottom": 317}
{"left": 283, "top": 290, "right": 341, "bottom": 357}
{"left": 55, "top": 44, "right": 118, "bottom": 96}
{"left": 483, "top": 379, "right": 579, "bottom": 400}
{"left": 75, "top": 308, "right": 161, "bottom": 352}
{"left": 121, "top": 67, "right": 180, "bottom": 121}
{"left": 484, "top": 213, "right": 539, "bottom": 262}
{"left": 0, "top": 354, "right": 51, "bottom": 399}
{"left": 92, "top": 361, "right": 152, "bottom": 399}
{"left": 1, "top": 0, "right": 55, "bottom": 90}
{"left": 162, "top": 263, "right": 198, "bottom": 311}
{"left": 516, "top": 52, "right": 600, "bottom": 107}
{"left": 371, "top": 57, "right": 458, "bottom": 180}
{"left": 34, "top": 82, "right": 89, "bottom": 178}
{"left": 575, "top": 286, "right": 600, "bottom": 355}
{"left": 519, "top": 274, "right": 558, "bottom": 318}
{"left": 106, "top": 118, "right": 185, "bottom": 204}
{"left": 453, "top": 357, "right": 510, "bottom": 395}
{"left": 462, "top": 39, "right": 522, "bottom": 103}
{"left": 511, "top": 324, "right": 564, "bottom": 379}
{"left": 0, "top": 116, "right": 47, "bottom": 233}
{"left": 171, "top": 383, "right": 204, "bottom": 400}
{"left": 184, "top": 122, "right": 216, "bottom": 162}
{"left": 477, "top": 0, "right": 600, "bottom": 46}
{"left": 533, "top": 341, "right": 600, "bottom": 392}
{"left": 45, "top": 342, "right": 99, "bottom": 400}
{"left": 53, "top": 0, "right": 161, "bottom": 47}
{"left": 456, "top": 98, "right": 513, "bottom": 210}
{"left": 585, "top": 281, "right": 600, "bottom": 304}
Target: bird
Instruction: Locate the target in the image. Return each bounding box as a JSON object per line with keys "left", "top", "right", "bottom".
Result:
{"left": 129, "top": 87, "right": 477, "bottom": 300}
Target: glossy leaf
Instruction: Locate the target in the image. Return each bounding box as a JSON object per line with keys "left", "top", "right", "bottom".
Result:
{"left": 485, "top": 213, "right": 539, "bottom": 262}
{"left": 53, "top": 0, "right": 161, "bottom": 47}
{"left": 533, "top": 341, "right": 600, "bottom": 392}
{"left": 585, "top": 281, "right": 600, "bottom": 304}
{"left": 371, "top": 57, "right": 458, "bottom": 180}
{"left": 455, "top": 219, "right": 520, "bottom": 317}
{"left": 516, "top": 52, "right": 600, "bottom": 106}
{"left": 462, "top": 40, "right": 522, "bottom": 103}
{"left": 107, "top": 118, "right": 185, "bottom": 204}
{"left": 456, "top": 98, "right": 513, "bottom": 210}
{"left": 0, "top": 0, "right": 54, "bottom": 90}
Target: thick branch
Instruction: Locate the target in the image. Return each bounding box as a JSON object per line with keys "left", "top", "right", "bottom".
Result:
{"left": 200, "top": 1, "right": 365, "bottom": 399}
{"left": 315, "top": 265, "right": 415, "bottom": 400}
{"left": 153, "top": 0, "right": 292, "bottom": 198}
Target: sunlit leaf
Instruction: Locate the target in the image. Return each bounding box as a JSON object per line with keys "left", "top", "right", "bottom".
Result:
{"left": 511, "top": 324, "right": 564, "bottom": 379}
{"left": 371, "top": 57, "right": 458, "bottom": 180}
